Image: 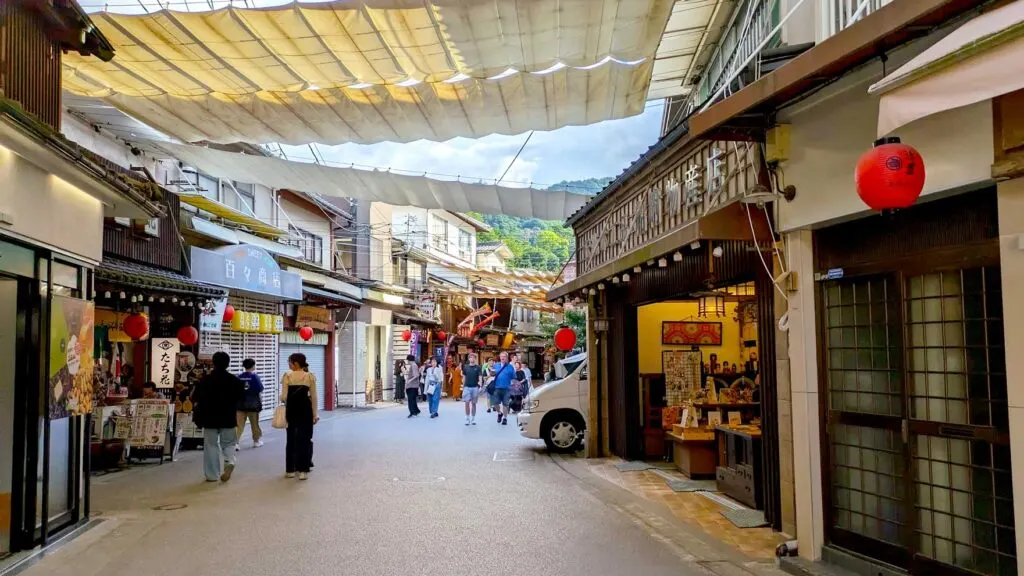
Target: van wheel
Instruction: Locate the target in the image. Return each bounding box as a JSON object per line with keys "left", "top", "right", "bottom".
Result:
{"left": 542, "top": 412, "right": 584, "bottom": 453}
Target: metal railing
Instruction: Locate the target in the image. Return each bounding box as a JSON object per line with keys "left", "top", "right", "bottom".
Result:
{"left": 819, "top": 0, "right": 893, "bottom": 42}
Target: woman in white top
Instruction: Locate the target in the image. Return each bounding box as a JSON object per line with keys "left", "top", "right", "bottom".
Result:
{"left": 280, "top": 353, "right": 318, "bottom": 480}
{"left": 425, "top": 357, "right": 444, "bottom": 419}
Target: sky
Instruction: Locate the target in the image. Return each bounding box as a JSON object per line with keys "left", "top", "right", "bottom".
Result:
{"left": 277, "top": 101, "right": 664, "bottom": 190}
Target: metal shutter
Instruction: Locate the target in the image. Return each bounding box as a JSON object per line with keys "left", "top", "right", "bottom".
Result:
{"left": 202, "top": 295, "right": 280, "bottom": 421}
{"left": 279, "top": 344, "right": 327, "bottom": 411}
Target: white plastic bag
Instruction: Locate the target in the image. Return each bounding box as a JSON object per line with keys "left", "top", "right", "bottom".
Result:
{"left": 425, "top": 383, "right": 436, "bottom": 396}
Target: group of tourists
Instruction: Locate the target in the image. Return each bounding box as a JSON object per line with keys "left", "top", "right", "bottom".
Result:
{"left": 401, "top": 350, "right": 532, "bottom": 425}
{"left": 190, "top": 351, "right": 318, "bottom": 483}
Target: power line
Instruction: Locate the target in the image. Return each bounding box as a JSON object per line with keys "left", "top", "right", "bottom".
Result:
{"left": 496, "top": 131, "right": 533, "bottom": 185}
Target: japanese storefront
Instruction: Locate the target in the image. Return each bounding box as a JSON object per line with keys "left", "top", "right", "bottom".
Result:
{"left": 189, "top": 244, "right": 302, "bottom": 421}
{"left": 549, "top": 133, "right": 791, "bottom": 533}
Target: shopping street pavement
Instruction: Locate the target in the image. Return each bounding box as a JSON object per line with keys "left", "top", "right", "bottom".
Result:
{"left": 14, "top": 401, "right": 788, "bottom": 576}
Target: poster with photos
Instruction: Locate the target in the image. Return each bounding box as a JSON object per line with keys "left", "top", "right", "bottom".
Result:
{"left": 662, "top": 350, "right": 702, "bottom": 407}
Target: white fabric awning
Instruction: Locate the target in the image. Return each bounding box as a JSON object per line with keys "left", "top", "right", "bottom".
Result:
{"left": 869, "top": 0, "right": 1024, "bottom": 137}
{"left": 63, "top": 0, "right": 675, "bottom": 145}
{"left": 151, "top": 141, "right": 591, "bottom": 220}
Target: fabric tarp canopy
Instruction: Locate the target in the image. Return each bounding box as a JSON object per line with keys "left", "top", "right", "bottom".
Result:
{"left": 64, "top": 0, "right": 675, "bottom": 145}
{"left": 869, "top": 0, "right": 1024, "bottom": 137}
{"left": 150, "top": 141, "right": 591, "bottom": 220}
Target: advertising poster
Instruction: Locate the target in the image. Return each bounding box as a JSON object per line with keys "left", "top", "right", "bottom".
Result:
{"left": 130, "top": 399, "right": 170, "bottom": 449}
{"left": 48, "top": 296, "right": 96, "bottom": 419}
{"left": 199, "top": 298, "right": 227, "bottom": 333}
{"left": 150, "top": 338, "right": 180, "bottom": 389}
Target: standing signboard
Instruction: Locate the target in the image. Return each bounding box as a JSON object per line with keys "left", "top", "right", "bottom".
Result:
{"left": 150, "top": 338, "right": 180, "bottom": 389}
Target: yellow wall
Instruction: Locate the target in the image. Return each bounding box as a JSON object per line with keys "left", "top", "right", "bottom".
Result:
{"left": 636, "top": 301, "right": 753, "bottom": 374}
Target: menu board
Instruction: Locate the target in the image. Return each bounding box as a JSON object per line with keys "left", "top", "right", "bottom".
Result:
{"left": 174, "top": 412, "right": 203, "bottom": 439}
{"left": 663, "top": 350, "right": 702, "bottom": 407}
{"left": 129, "top": 399, "right": 170, "bottom": 450}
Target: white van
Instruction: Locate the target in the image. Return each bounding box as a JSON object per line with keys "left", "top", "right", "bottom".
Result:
{"left": 517, "top": 353, "right": 588, "bottom": 452}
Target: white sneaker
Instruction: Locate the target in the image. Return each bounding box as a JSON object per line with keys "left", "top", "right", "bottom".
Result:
{"left": 297, "top": 472, "right": 308, "bottom": 481}
{"left": 285, "top": 472, "right": 295, "bottom": 478}
{"left": 254, "top": 439, "right": 264, "bottom": 448}
{"left": 465, "top": 417, "right": 471, "bottom": 426}
{"left": 234, "top": 444, "right": 240, "bottom": 452}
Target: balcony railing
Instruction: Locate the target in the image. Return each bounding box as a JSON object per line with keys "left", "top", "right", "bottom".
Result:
{"left": 819, "top": 0, "right": 893, "bottom": 42}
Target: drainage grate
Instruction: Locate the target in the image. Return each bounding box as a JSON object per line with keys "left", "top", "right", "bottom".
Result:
{"left": 721, "top": 508, "right": 768, "bottom": 528}
{"left": 666, "top": 478, "right": 717, "bottom": 493}
{"left": 614, "top": 461, "right": 653, "bottom": 472}
{"left": 152, "top": 504, "right": 188, "bottom": 511}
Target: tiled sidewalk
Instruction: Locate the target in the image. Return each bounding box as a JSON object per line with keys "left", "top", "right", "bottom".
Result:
{"left": 583, "top": 458, "right": 787, "bottom": 559}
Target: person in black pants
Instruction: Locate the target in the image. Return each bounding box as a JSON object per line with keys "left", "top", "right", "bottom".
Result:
{"left": 404, "top": 354, "right": 421, "bottom": 417}
{"left": 280, "top": 353, "right": 318, "bottom": 480}
{"left": 394, "top": 359, "right": 406, "bottom": 403}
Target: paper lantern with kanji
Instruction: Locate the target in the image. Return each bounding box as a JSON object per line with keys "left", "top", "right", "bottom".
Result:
{"left": 553, "top": 326, "right": 577, "bottom": 352}
{"left": 177, "top": 325, "right": 199, "bottom": 346}
{"left": 855, "top": 137, "right": 926, "bottom": 211}
{"left": 298, "top": 326, "right": 314, "bottom": 341}
{"left": 223, "top": 304, "right": 235, "bottom": 323}
{"left": 401, "top": 329, "right": 412, "bottom": 341}
{"left": 122, "top": 313, "right": 149, "bottom": 341}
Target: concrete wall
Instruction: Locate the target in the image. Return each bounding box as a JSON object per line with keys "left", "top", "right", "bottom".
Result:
{"left": 392, "top": 207, "right": 478, "bottom": 266}
{"left": 476, "top": 251, "right": 508, "bottom": 272}
{"left": 0, "top": 145, "right": 104, "bottom": 262}
{"left": 777, "top": 54, "right": 993, "bottom": 232}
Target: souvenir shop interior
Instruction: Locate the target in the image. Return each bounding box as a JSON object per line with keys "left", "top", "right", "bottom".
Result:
{"left": 638, "top": 282, "right": 766, "bottom": 511}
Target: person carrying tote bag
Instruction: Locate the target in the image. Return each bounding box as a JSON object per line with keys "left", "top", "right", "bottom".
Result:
{"left": 425, "top": 357, "right": 444, "bottom": 419}
{"left": 280, "top": 353, "right": 318, "bottom": 480}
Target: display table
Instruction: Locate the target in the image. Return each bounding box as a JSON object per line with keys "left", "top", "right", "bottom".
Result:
{"left": 715, "top": 426, "right": 763, "bottom": 509}
{"left": 666, "top": 432, "right": 718, "bottom": 479}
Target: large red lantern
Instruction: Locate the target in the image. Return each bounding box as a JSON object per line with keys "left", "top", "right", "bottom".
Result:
{"left": 298, "top": 326, "right": 314, "bottom": 341}
{"left": 553, "top": 326, "right": 577, "bottom": 352}
{"left": 122, "top": 313, "right": 149, "bottom": 341}
{"left": 177, "top": 325, "right": 199, "bottom": 346}
{"left": 223, "top": 304, "right": 235, "bottom": 323}
{"left": 855, "top": 137, "right": 925, "bottom": 211}
{"left": 401, "top": 329, "right": 412, "bottom": 341}
{"left": 476, "top": 338, "right": 486, "bottom": 348}
{"left": 437, "top": 330, "right": 447, "bottom": 341}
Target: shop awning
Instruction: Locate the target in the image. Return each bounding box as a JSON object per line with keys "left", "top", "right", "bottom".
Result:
{"left": 869, "top": 0, "right": 1024, "bottom": 137}
{"left": 152, "top": 143, "right": 590, "bottom": 221}
{"left": 63, "top": 0, "right": 675, "bottom": 145}
{"left": 177, "top": 193, "right": 289, "bottom": 238}
{"left": 547, "top": 201, "right": 772, "bottom": 301}
{"left": 391, "top": 310, "right": 441, "bottom": 327}
{"left": 235, "top": 230, "right": 304, "bottom": 259}
{"left": 302, "top": 286, "right": 361, "bottom": 309}
{"left": 96, "top": 257, "right": 227, "bottom": 299}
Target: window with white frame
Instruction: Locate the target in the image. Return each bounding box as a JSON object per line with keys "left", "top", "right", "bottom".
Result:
{"left": 223, "top": 181, "right": 255, "bottom": 214}
{"left": 197, "top": 172, "right": 220, "bottom": 202}
{"left": 286, "top": 225, "right": 323, "bottom": 265}
{"left": 458, "top": 228, "right": 472, "bottom": 261}
{"left": 430, "top": 214, "right": 448, "bottom": 251}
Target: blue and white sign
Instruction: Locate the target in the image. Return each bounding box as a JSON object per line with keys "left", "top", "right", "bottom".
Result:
{"left": 190, "top": 245, "right": 302, "bottom": 299}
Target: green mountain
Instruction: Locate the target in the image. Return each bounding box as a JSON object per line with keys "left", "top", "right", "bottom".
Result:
{"left": 469, "top": 177, "right": 612, "bottom": 272}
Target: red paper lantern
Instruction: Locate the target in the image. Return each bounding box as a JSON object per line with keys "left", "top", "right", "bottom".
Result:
{"left": 122, "top": 313, "right": 149, "bottom": 341}
{"left": 177, "top": 325, "right": 199, "bottom": 346}
{"left": 401, "top": 329, "right": 412, "bottom": 341}
{"left": 437, "top": 330, "right": 447, "bottom": 341}
{"left": 855, "top": 137, "right": 926, "bottom": 211}
{"left": 476, "top": 338, "right": 485, "bottom": 348}
{"left": 298, "top": 326, "right": 314, "bottom": 341}
{"left": 553, "top": 326, "right": 577, "bottom": 352}
{"left": 223, "top": 304, "right": 235, "bottom": 322}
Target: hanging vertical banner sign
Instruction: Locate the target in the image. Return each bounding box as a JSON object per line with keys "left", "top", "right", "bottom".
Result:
{"left": 150, "top": 338, "right": 180, "bottom": 389}
{"left": 199, "top": 298, "right": 227, "bottom": 333}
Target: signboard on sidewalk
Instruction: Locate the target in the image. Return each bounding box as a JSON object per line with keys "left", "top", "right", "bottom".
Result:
{"left": 129, "top": 399, "right": 170, "bottom": 450}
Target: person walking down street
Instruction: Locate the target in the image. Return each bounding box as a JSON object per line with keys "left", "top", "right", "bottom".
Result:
{"left": 450, "top": 360, "right": 463, "bottom": 403}
{"left": 425, "top": 357, "right": 444, "bottom": 419}
{"left": 280, "top": 353, "right": 319, "bottom": 480}
{"left": 510, "top": 361, "right": 527, "bottom": 413}
{"left": 492, "top": 352, "right": 515, "bottom": 425}
{"left": 404, "top": 355, "right": 421, "bottom": 418}
{"left": 394, "top": 359, "right": 407, "bottom": 403}
{"left": 485, "top": 358, "right": 497, "bottom": 413}
{"left": 235, "top": 358, "right": 264, "bottom": 451}
{"left": 461, "top": 354, "right": 482, "bottom": 426}
{"left": 192, "top": 351, "right": 244, "bottom": 482}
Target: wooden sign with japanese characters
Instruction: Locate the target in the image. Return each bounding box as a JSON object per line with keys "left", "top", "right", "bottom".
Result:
{"left": 576, "top": 140, "right": 761, "bottom": 276}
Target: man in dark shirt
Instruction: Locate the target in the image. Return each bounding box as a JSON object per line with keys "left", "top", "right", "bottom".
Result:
{"left": 461, "top": 353, "right": 483, "bottom": 426}
{"left": 236, "top": 358, "right": 264, "bottom": 450}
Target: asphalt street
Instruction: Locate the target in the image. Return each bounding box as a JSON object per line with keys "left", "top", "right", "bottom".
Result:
{"left": 15, "top": 401, "right": 703, "bottom": 576}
